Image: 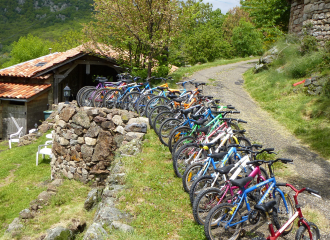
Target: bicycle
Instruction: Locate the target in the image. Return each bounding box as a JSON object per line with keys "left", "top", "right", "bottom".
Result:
{"left": 251, "top": 183, "right": 321, "bottom": 240}
{"left": 203, "top": 158, "right": 295, "bottom": 240}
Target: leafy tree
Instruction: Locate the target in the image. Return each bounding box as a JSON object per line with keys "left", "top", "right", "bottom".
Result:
{"left": 2, "top": 34, "right": 51, "bottom": 68}
{"left": 52, "top": 30, "right": 84, "bottom": 52}
{"left": 85, "top": 0, "right": 181, "bottom": 77}
{"left": 232, "top": 20, "right": 263, "bottom": 57}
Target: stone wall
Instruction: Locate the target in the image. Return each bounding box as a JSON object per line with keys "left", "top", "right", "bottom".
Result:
{"left": 50, "top": 103, "right": 148, "bottom": 186}
{"left": 289, "top": 0, "right": 330, "bottom": 45}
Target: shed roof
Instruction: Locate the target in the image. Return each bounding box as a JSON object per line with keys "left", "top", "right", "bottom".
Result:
{"left": 0, "top": 44, "right": 120, "bottom": 79}
{"left": 0, "top": 82, "right": 51, "bottom": 100}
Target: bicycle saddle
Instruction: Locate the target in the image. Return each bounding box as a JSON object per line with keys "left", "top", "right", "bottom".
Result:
{"left": 181, "top": 108, "right": 193, "bottom": 115}
{"left": 230, "top": 176, "right": 253, "bottom": 189}
{"left": 167, "top": 94, "right": 178, "bottom": 99}
{"left": 173, "top": 98, "right": 185, "bottom": 103}
{"left": 215, "top": 164, "right": 235, "bottom": 174}
{"left": 96, "top": 77, "right": 108, "bottom": 83}
{"left": 254, "top": 200, "right": 277, "bottom": 214}
{"left": 196, "top": 126, "right": 209, "bottom": 134}
{"left": 194, "top": 118, "right": 208, "bottom": 126}
{"left": 208, "top": 152, "right": 227, "bottom": 160}
{"left": 157, "top": 86, "right": 168, "bottom": 91}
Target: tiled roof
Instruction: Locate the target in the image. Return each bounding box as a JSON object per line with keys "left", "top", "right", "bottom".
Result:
{"left": 0, "top": 44, "right": 120, "bottom": 79}
{"left": 0, "top": 83, "right": 51, "bottom": 99}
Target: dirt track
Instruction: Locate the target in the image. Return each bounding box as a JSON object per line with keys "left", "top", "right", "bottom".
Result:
{"left": 189, "top": 60, "right": 330, "bottom": 239}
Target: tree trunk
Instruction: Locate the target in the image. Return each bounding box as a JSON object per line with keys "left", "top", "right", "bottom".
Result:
{"left": 147, "top": 51, "right": 153, "bottom": 78}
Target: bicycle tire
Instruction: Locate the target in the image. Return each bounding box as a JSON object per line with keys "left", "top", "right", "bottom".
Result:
{"left": 172, "top": 136, "right": 196, "bottom": 158}
{"left": 148, "top": 105, "right": 171, "bottom": 129}
{"left": 121, "top": 92, "right": 142, "bottom": 111}
{"left": 172, "top": 143, "right": 200, "bottom": 178}
{"left": 153, "top": 111, "right": 175, "bottom": 135}
{"left": 158, "top": 118, "right": 182, "bottom": 146}
{"left": 204, "top": 203, "right": 242, "bottom": 240}
{"left": 189, "top": 175, "right": 224, "bottom": 206}
{"left": 136, "top": 93, "right": 157, "bottom": 116}
{"left": 92, "top": 88, "right": 111, "bottom": 108}
{"left": 272, "top": 191, "right": 295, "bottom": 235}
{"left": 182, "top": 162, "right": 210, "bottom": 192}
{"left": 193, "top": 186, "right": 229, "bottom": 225}
{"left": 144, "top": 96, "right": 171, "bottom": 117}
{"left": 77, "top": 86, "right": 94, "bottom": 107}
{"left": 168, "top": 126, "right": 192, "bottom": 153}
{"left": 80, "top": 88, "right": 95, "bottom": 107}
{"left": 295, "top": 222, "right": 320, "bottom": 240}
{"left": 102, "top": 89, "right": 123, "bottom": 109}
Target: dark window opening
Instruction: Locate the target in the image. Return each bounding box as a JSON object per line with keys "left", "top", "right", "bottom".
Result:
{"left": 35, "top": 62, "right": 48, "bottom": 67}
{"left": 9, "top": 101, "right": 25, "bottom": 105}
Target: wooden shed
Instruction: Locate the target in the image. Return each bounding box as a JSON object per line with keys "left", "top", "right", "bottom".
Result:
{"left": 0, "top": 45, "right": 122, "bottom": 139}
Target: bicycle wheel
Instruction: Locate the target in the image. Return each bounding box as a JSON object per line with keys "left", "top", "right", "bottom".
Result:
{"left": 153, "top": 111, "right": 175, "bottom": 135}
{"left": 173, "top": 143, "right": 201, "bottom": 178}
{"left": 182, "top": 162, "right": 209, "bottom": 192}
{"left": 81, "top": 88, "right": 95, "bottom": 107}
{"left": 168, "top": 126, "right": 192, "bottom": 153}
{"left": 103, "top": 89, "right": 123, "bottom": 109}
{"left": 272, "top": 191, "right": 295, "bottom": 235}
{"left": 295, "top": 222, "right": 320, "bottom": 240}
{"left": 136, "top": 93, "right": 157, "bottom": 116}
{"left": 77, "top": 86, "right": 94, "bottom": 107}
{"left": 148, "top": 105, "right": 171, "bottom": 129}
{"left": 121, "top": 92, "right": 142, "bottom": 111}
{"left": 158, "top": 118, "right": 182, "bottom": 146}
{"left": 144, "top": 96, "right": 171, "bottom": 117}
{"left": 204, "top": 203, "right": 242, "bottom": 240}
{"left": 193, "top": 187, "right": 229, "bottom": 225}
{"left": 92, "top": 88, "right": 110, "bottom": 108}
{"left": 172, "top": 136, "right": 196, "bottom": 158}
{"left": 189, "top": 175, "right": 223, "bottom": 205}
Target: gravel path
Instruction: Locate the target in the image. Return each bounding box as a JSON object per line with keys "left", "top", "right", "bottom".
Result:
{"left": 189, "top": 60, "right": 330, "bottom": 239}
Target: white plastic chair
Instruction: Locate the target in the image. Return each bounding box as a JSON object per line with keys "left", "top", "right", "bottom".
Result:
{"left": 9, "top": 127, "right": 24, "bottom": 149}
{"left": 36, "top": 140, "right": 53, "bottom": 166}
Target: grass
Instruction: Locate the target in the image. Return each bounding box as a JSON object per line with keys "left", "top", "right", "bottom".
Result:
{"left": 0, "top": 132, "right": 92, "bottom": 239}
{"left": 244, "top": 68, "right": 330, "bottom": 160}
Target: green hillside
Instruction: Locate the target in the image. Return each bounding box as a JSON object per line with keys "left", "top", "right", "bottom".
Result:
{"left": 0, "top": 0, "right": 93, "bottom": 51}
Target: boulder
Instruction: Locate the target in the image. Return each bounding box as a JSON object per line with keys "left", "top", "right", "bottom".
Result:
{"left": 118, "top": 139, "right": 142, "bottom": 156}
{"left": 83, "top": 223, "right": 108, "bottom": 240}
{"left": 112, "top": 115, "right": 123, "bottom": 126}
{"left": 6, "top": 217, "right": 23, "bottom": 233}
{"left": 84, "top": 188, "right": 101, "bottom": 211}
{"left": 59, "top": 107, "right": 76, "bottom": 122}
{"left": 124, "top": 123, "right": 147, "bottom": 133}
{"left": 19, "top": 209, "right": 34, "bottom": 219}
{"left": 44, "top": 226, "right": 73, "bottom": 240}
{"left": 94, "top": 206, "right": 130, "bottom": 226}
{"left": 111, "top": 221, "right": 134, "bottom": 233}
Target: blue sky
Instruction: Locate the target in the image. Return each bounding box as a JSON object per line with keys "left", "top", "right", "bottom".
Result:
{"left": 206, "top": 0, "right": 240, "bottom": 13}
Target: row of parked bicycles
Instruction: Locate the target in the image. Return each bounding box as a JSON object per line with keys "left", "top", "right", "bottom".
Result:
{"left": 77, "top": 74, "right": 322, "bottom": 239}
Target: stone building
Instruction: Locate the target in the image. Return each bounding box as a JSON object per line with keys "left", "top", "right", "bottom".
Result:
{"left": 289, "top": 0, "right": 330, "bottom": 45}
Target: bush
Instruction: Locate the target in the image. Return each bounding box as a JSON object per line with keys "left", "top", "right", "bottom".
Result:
{"left": 232, "top": 20, "right": 263, "bottom": 57}
{"left": 300, "top": 35, "right": 318, "bottom": 55}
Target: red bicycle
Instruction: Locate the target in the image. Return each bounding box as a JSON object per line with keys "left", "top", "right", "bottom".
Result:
{"left": 252, "top": 183, "right": 321, "bottom": 240}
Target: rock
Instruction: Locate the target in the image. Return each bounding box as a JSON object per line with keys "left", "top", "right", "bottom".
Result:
{"left": 113, "top": 134, "right": 133, "bottom": 147}
{"left": 111, "top": 221, "right": 134, "bottom": 233}
{"left": 58, "top": 120, "right": 66, "bottom": 128}
{"left": 37, "top": 191, "right": 55, "bottom": 204}
{"left": 50, "top": 179, "right": 63, "bottom": 187}
{"left": 101, "top": 121, "right": 115, "bottom": 129}
{"left": 59, "top": 107, "right": 76, "bottom": 122}
{"left": 94, "top": 116, "right": 107, "bottom": 122}
{"left": 118, "top": 139, "right": 142, "bottom": 156}
{"left": 72, "top": 111, "right": 91, "bottom": 128}
{"left": 254, "top": 63, "right": 268, "bottom": 73}
{"left": 85, "top": 123, "right": 100, "bottom": 138}
{"left": 78, "top": 137, "right": 85, "bottom": 144}
{"left": 315, "top": 86, "right": 323, "bottom": 94}
{"left": 127, "top": 117, "right": 150, "bottom": 129}
{"left": 59, "top": 137, "right": 70, "bottom": 146}
{"left": 92, "top": 130, "right": 115, "bottom": 162}
{"left": 84, "top": 188, "right": 101, "bottom": 211}
{"left": 86, "top": 108, "right": 99, "bottom": 116}
{"left": 19, "top": 209, "right": 34, "bottom": 219}
{"left": 304, "top": 78, "right": 312, "bottom": 86}
{"left": 53, "top": 141, "right": 67, "bottom": 156}
{"left": 81, "top": 144, "right": 94, "bottom": 162}
{"left": 68, "top": 218, "right": 86, "bottom": 235}
{"left": 85, "top": 137, "right": 97, "bottom": 146}
{"left": 94, "top": 206, "right": 130, "bottom": 226}
{"left": 44, "top": 226, "right": 73, "bottom": 240}
{"left": 124, "top": 123, "right": 147, "bottom": 133}
{"left": 83, "top": 223, "right": 108, "bottom": 240}
{"left": 114, "top": 126, "right": 126, "bottom": 134}
{"left": 126, "top": 132, "right": 145, "bottom": 140}
{"left": 112, "top": 115, "right": 123, "bottom": 126}
{"left": 39, "top": 123, "right": 50, "bottom": 133}
{"left": 6, "top": 217, "right": 23, "bottom": 233}
{"left": 260, "top": 55, "right": 274, "bottom": 64}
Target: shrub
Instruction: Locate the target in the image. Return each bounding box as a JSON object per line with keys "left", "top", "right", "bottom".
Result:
{"left": 300, "top": 35, "right": 318, "bottom": 55}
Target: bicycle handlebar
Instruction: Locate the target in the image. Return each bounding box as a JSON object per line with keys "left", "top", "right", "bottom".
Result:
{"left": 276, "top": 183, "right": 321, "bottom": 199}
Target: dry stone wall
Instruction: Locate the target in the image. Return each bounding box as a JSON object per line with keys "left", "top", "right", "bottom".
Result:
{"left": 289, "top": 0, "right": 330, "bottom": 45}
{"left": 50, "top": 103, "right": 148, "bottom": 186}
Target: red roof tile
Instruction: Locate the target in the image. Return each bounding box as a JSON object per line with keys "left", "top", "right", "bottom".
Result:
{"left": 0, "top": 44, "right": 120, "bottom": 79}
{"left": 0, "top": 83, "right": 51, "bottom": 99}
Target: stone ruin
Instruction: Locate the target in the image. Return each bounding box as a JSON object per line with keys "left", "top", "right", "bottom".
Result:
{"left": 47, "top": 102, "right": 148, "bottom": 186}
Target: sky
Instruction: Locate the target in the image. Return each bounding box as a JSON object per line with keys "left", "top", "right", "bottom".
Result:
{"left": 206, "top": 0, "right": 240, "bottom": 13}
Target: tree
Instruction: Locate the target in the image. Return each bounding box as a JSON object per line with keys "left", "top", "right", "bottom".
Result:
{"left": 2, "top": 34, "right": 51, "bottom": 68}
{"left": 52, "top": 30, "right": 84, "bottom": 52}
{"left": 85, "top": 0, "right": 181, "bottom": 77}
